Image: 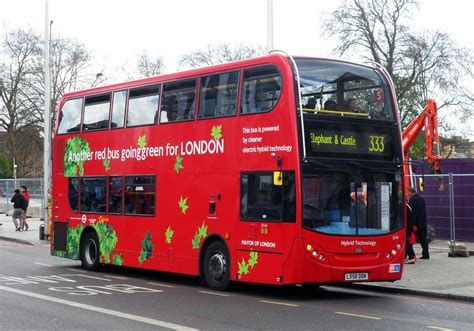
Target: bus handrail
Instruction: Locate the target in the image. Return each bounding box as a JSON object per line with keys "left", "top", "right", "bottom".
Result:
{"left": 270, "top": 50, "right": 306, "bottom": 160}
{"left": 303, "top": 108, "right": 370, "bottom": 117}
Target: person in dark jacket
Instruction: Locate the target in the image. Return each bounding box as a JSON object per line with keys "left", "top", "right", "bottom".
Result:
{"left": 10, "top": 189, "right": 26, "bottom": 231}
{"left": 408, "top": 187, "right": 430, "bottom": 259}
{"left": 405, "top": 203, "right": 416, "bottom": 264}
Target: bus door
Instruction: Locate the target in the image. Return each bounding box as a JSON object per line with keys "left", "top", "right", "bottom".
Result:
{"left": 237, "top": 171, "right": 296, "bottom": 284}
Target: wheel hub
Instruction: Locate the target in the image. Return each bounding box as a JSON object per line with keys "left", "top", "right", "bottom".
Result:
{"left": 209, "top": 252, "right": 226, "bottom": 281}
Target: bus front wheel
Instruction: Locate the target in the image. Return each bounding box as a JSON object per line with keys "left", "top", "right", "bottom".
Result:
{"left": 81, "top": 232, "right": 101, "bottom": 271}
{"left": 203, "top": 241, "right": 230, "bottom": 291}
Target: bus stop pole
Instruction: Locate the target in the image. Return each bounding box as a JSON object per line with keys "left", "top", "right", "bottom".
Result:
{"left": 267, "top": 0, "right": 273, "bottom": 52}
{"left": 448, "top": 172, "right": 456, "bottom": 256}
{"left": 43, "top": 0, "right": 52, "bottom": 238}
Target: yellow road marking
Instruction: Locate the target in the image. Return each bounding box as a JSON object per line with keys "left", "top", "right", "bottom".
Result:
{"left": 104, "top": 275, "right": 129, "bottom": 280}
{"left": 427, "top": 326, "right": 454, "bottom": 331}
{"left": 147, "top": 282, "right": 174, "bottom": 288}
{"left": 67, "top": 268, "right": 87, "bottom": 273}
{"left": 336, "top": 311, "right": 382, "bottom": 320}
{"left": 198, "top": 290, "right": 230, "bottom": 297}
{"left": 259, "top": 300, "right": 298, "bottom": 307}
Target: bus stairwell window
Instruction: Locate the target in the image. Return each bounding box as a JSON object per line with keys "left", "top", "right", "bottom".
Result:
{"left": 241, "top": 65, "right": 282, "bottom": 114}
{"left": 199, "top": 71, "right": 239, "bottom": 118}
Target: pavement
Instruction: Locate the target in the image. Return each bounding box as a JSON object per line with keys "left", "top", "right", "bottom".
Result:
{"left": 1, "top": 213, "right": 473, "bottom": 302}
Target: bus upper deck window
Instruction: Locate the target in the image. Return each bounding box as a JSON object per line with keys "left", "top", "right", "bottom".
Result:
{"left": 57, "top": 98, "right": 83, "bottom": 134}
{"left": 127, "top": 85, "right": 160, "bottom": 127}
{"left": 241, "top": 65, "right": 282, "bottom": 115}
{"left": 111, "top": 90, "right": 127, "bottom": 129}
{"left": 160, "top": 79, "right": 197, "bottom": 123}
{"left": 198, "top": 71, "right": 239, "bottom": 119}
{"left": 83, "top": 94, "right": 111, "bottom": 131}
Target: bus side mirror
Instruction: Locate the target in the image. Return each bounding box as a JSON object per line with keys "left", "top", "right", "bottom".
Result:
{"left": 418, "top": 178, "right": 424, "bottom": 192}
{"left": 273, "top": 171, "right": 283, "bottom": 186}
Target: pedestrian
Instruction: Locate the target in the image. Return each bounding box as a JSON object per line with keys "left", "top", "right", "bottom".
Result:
{"left": 10, "top": 189, "right": 26, "bottom": 231}
{"left": 408, "top": 187, "right": 430, "bottom": 259}
{"left": 20, "top": 185, "right": 30, "bottom": 231}
{"left": 405, "top": 203, "right": 416, "bottom": 264}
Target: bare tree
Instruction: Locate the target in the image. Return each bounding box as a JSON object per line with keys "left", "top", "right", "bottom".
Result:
{"left": 0, "top": 28, "right": 42, "bottom": 176}
{"left": 137, "top": 50, "right": 163, "bottom": 78}
{"left": 27, "top": 36, "right": 94, "bottom": 132}
{"left": 179, "top": 43, "right": 266, "bottom": 69}
{"left": 323, "top": 0, "right": 474, "bottom": 132}
{"left": 0, "top": 28, "right": 95, "bottom": 177}
{"left": 118, "top": 50, "right": 164, "bottom": 81}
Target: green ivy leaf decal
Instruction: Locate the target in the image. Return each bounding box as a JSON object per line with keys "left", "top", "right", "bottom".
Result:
{"left": 64, "top": 137, "right": 90, "bottom": 177}
{"left": 248, "top": 251, "right": 258, "bottom": 268}
{"left": 174, "top": 155, "right": 184, "bottom": 173}
{"left": 238, "top": 258, "right": 249, "bottom": 275}
{"left": 211, "top": 125, "right": 222, "bottom": 140}
{"left": 191, "top": 222, "right": 207, "bottom": 249}
{"left": 191, "top": 233, "right": 201, "bottom": 249}
{"left": 113, "top": 254, "right": 124, "bottom": 266}
{"left": 198, "top": 222, "right": 208, "bottom": 239}
{"left": 66, "top": 224, "right": 84, "bottom": 259}
{"left": 103, "top": 158, "right": 110, "bottom": 172}
{"left": 93, "top": 222, "right": 118, "bottom": 264}
{"left": 165, "top": 226, "right": 174, "bottom": 244}
{"left": 138, "top": 232, "right": 154, "bottom": 264}
{"left": 179, "top": 196, "right": 189, "bottom": 214}
{"left": 137, "top": 134, "right": 147, "bottom": 148}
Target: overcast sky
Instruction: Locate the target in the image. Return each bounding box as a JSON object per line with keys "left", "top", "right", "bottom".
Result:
{"left": 1, "top": 0, "right": 473, "bottom": 137}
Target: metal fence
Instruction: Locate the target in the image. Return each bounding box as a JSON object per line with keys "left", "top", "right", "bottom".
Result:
{"left": 0, "top": 178, "right": 44, "bottom": 218}
{"left": 2, "top": 173, "right": 473, "bottom": 244}
{"left": 410, "top": 173, "right": 474, "bottom": 244}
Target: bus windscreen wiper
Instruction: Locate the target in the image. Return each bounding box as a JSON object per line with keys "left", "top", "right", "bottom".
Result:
{"left": 347, "top": 160, "right": 398, "bottom": 174}
{"left": 305, "top": 159, "right": 355, "bottom": 174}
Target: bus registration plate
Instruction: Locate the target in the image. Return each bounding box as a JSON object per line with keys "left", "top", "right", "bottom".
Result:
{"left": 345, "top": 272, "right": 368, "bottom": 281}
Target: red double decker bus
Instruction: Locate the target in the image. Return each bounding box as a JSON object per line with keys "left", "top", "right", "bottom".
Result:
{"left": 51, "top": 53, "right": 405, "bottom": 290}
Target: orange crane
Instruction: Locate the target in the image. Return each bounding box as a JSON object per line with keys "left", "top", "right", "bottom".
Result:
{"left": 402, "top": 99, "right": 443, "bottom": 191}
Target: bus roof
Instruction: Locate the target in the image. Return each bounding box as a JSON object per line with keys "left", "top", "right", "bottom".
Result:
{"left": 59, "top": 53, "right": 380, "bottom": 102}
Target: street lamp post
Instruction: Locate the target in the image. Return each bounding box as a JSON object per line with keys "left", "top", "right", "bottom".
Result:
{"left": 267, "top": 0, "right": 274, "bottom": 53}
{"left": 43, "top": 0, "right": 52, "bottom": 238}
{"left": 91, "top": 72, "right": 104, "bottom": 87}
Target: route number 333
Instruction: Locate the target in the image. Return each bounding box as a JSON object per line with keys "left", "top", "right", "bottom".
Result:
{"left": 368, "top": 135, "right": 385, "bottom": 153}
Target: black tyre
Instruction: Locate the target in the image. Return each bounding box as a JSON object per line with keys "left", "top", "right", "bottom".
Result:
{"left": 203, "top": 241, "right": 231, "bottom": 291}
{"left": 81, "top": 231, "right": 101, "bottom": 271}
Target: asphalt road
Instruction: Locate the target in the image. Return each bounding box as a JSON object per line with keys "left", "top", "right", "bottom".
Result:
{"left": 1, "top": 239, "right": 473, "bottom": 330}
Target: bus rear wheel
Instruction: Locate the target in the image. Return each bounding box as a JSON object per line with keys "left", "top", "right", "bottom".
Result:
{"left": 203, "top": 241, "right": 230, "bottom": 291}
{"left": 81, "top": 232, "right": 101, "bottom": 271}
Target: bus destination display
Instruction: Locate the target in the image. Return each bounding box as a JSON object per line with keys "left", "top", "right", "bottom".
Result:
{"left": 309, "top": 129, "right": 392, "bottom": 157}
